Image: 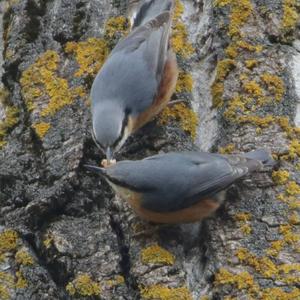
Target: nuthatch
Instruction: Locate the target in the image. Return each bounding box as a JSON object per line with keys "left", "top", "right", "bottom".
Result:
{"left": 85, "top": 149, "right": 274, "bottom": 224}
{"left": 91, "top": 0, "right": 178, "bottom": 162}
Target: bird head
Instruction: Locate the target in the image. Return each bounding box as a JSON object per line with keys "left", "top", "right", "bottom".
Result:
{"left": 92, "top": 102, "right": 132, "bottom": 162}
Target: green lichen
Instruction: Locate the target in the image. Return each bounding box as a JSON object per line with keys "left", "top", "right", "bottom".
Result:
{"left": 66, "top": 273, "right": 101, "bottom": 297}
{"left": 159, "top": 103, "right": 198, "bottom": 140}
{"left": 141, "top": 244, "right": 175, "bottom": 266}
{"left": 140, "top": 285, "right": 192, "bottom": 300}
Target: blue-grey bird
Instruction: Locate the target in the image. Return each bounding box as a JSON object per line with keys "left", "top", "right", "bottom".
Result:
{"left": 85, "top": 149, "right": 275, "bottom": 224}
{"left": 91, "top": 0, "right": 178, "bottom": 162}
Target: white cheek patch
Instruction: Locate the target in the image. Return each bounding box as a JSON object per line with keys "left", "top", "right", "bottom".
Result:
{"left": 115, "top": 125, "right": 130, "bottom": 153}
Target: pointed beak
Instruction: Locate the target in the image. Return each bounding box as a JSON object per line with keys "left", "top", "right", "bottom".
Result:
{"left": 106, "top": 147, "right": 113, "bottom": 163}
{"left": 84, "top": 165, "right": 106, "bottom": 175}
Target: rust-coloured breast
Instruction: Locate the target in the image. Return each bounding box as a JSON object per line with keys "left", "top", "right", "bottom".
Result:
{"left": 109, "top": 180, "right": 220, "bottom": 224}
{"left": 133, "top": 199, "right": 220, "bottom": 224}
{"left": 131, "top": 51, "right": 178, "bottom": 131}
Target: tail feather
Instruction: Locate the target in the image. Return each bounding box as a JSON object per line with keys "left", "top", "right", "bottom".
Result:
{"left": 132, "top": 0, "right": 174, "bottom": 28}
{"left": 242, "top": 149, "right": 275, "bottom": 167}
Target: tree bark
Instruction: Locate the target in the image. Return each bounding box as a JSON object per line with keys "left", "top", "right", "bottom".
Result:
{"left": 0, "top": 0, "right": 299, "bottom": 299}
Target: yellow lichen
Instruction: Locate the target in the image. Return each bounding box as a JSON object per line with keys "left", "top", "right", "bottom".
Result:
{"left": 286, "top": 181, "right": 300, "bottom": 196}
{"left": 171, "top": 22, "right": 194, "bottom": 58}
{"left": 243, "top": 80, "right": 263, "bottom": 97}
{"left": 214, "top": 268, "right": 257, "bottom": 292}
{"left": 0, "top": 272, "right": 14, "bottom": 300}
{"left": 171, "top": 1, "right": 194, "bottom": 58}
{"left": 0, "top": 230, "right": 18, "bottom": 254}
{"left": 236, "top": 41, "right": 263, "bottom": 52}
{"left": 140, "top": 285, "right": 192, "bottom": 300}
{"left": 20, "top": 50, "right": 74, "bottom": 117}
{"left": 176, "top": 71, "right": 193, "bottom": 93}
{"left": 173, "top": 0, "right": 184, "bottom": 20}
{"left": 159, "top": 103, "right": 198, "bottom": 139}
{"left": 43, "top": 235, "right": 53, "bottom": 249}
{"left": 15, "top": 271, "right": 27, "bottom": 289}
{"left": 0, "top": 108, "right": 19, "bottom": 149}
{"left": 66, "top": 273, "right": 101, "bottom": 297}
{"left": 281, "top": 0, "right": 299, "bottom": 31}
{"left": 272, "top": 170, "right": 290, "bottom": 185}
{"left": 279, "top": 224, "right": 300, "bottom": 244}
{"left": 219, "top": 0, "right": 253, "bottom": 38}
{"left": 289, "top": 212, "right": 300, "bottom": 225}
{"left": 260, "top": 73, "right": 285, "bottom": 101}
{"left": 238, "top": 115, "right": 275, "bottom": 128}
{"left": 266, "top": 240, "right": 285, "bottom": 257}
{"left": 65, "top": 38, "right": 109, "bottom": 78}
{"left": 285, "top": 139, "right": 300, "bottom": 160}
{"left": 0, "top": 285, "right": 10, "bottom": 300}
{"left": 105, "top": 16, "right": 128, "bottom": 39}
{"left": 219, "top": 143, "right": 235, "bottom": 154}
{"left": 236, "top": 248, "right": 278, "bottom": 278}
{"left": 245, "top": 59, "right": 258, "bottom": 69}
{"left": 261, "top": 287, "right": 300, "bottom": 300}
{"left": 106, "top": 275, "right": 125, "bottom": 288}
{"left": 211, "top": 59, "right": 236, "bottom": 107}
{"left": 141, "top": 244, "right": 175, "bottom": 266}
{"left": 32, "top": 122, "right": 51, "bottom": 139}
{"left": 0, "top": 89, "right": 19, "bottom": 149}
{"left": 234, "top": 213, "right": 251, "bottom": 222}
{"left": 15, "top": 249, "right": 34, "bottom": 266}
{"left": 241, "top": 224, "right": 252, "bottom": 235}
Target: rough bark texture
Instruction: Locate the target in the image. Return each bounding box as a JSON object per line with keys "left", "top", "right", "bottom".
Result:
{"left": 0, "top": 0, "right": 299, "bottom": 299}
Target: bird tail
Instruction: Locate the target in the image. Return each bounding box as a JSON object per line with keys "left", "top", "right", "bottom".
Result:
{"left": 242, "top": 149, "right": 276, "bottom": 168}
{"left": 132, "top": 0, "right": 174, "bottom": 29}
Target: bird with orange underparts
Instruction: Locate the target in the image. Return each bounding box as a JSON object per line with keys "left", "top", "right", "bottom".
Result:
{"left": 91, "top": 0, "right": 178, "bottom": 164}
{"left": 85, "top": 149, "right": 275, "bottom": 224}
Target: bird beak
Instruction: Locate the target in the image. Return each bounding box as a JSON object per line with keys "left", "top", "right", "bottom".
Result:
{"left": 106, "top": 147, "right": 113, "bottom": 164}
{"left": 84, "top": 165, "right": 106, "bottom": 175}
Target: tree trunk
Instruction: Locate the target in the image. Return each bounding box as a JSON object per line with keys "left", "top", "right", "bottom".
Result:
{"left": 0, "top": 0, "right": 299, "bottom": 299}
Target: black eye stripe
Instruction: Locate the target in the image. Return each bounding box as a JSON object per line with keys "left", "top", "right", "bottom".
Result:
{"left": 112, "top": 111, "right": 129, "bottom": 148}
